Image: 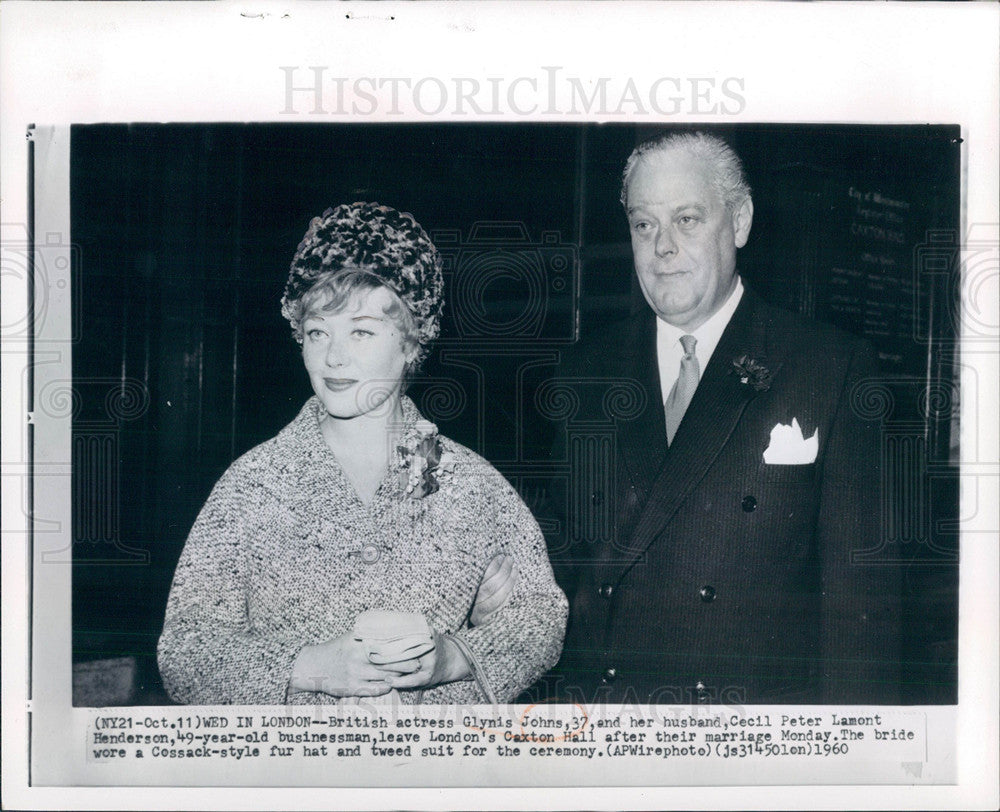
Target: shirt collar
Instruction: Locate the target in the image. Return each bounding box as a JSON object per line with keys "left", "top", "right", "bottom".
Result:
{"left": 656, "top": 276, "right": 744, "bottom": 357}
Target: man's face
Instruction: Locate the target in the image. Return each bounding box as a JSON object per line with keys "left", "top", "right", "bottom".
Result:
{"left": 625, "top": 148, "right": 753, "bottom": 330}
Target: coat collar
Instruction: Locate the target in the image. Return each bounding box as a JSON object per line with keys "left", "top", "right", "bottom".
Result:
{"left": 269, "top": 395, "right": 426, "bottom": 509}
{"left": 276, "top": 395, "right": 425, "bottom": 457}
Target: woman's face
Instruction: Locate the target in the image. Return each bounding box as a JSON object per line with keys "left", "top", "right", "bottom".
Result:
{"left": 301, "top": 286, "right": 416, "bottom": 420}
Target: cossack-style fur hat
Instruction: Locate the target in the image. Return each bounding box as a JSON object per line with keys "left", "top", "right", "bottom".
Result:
{"left": 281, "top": 201, "right": 444, "bottom": 346}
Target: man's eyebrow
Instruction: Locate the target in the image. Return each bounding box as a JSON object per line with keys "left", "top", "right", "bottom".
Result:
{"left": 672, "top": 203, "right": 708, "bottom": 215}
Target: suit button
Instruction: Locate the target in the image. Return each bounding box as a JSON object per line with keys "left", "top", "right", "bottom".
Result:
{"left": 591, "top": 491, "right": 603, "bottom": 506}
{"left": 699, "top": 585, "right": 716, "bottom": 603}
{"left": 599, "top": 583, "right": 614, "bottom": 600}
{"left": 601, "top": 667, "right": 617, "bottom": 684}
{"left": 741, "top": 495, "right": 757, "bottom": 512}
{"left": 696, "top": 681, "right": 709, "bottom": 703}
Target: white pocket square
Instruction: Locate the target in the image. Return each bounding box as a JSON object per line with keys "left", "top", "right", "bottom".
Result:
{"left": 763, "top": 417, "right": 818, "bottom": 464}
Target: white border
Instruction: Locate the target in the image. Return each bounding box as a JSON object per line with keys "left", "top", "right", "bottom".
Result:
{"left": 2, "top": 2, "right": 998, "bottom": 810}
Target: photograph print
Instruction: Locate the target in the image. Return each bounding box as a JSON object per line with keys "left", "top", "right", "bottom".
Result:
{"left": 63, "top": 122, "right": 959, "bottom": 710}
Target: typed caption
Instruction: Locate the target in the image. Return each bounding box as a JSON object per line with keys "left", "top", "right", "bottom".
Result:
{"left": 78, "top": 704, "right": 939, "bottom": 786}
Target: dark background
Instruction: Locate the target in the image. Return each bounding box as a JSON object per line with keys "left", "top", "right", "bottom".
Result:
{"left": 69, "top": 123, "right": 960, "bottom": 704}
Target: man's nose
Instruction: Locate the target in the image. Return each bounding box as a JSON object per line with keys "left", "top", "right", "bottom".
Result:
{"left": 654, "top": 225, "right": 677, "bottom": 257}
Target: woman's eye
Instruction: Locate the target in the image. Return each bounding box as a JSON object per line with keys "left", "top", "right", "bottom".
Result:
{"left": 306, "top": 329, "right": 326, "bottom": 340}
{"left": 352, "top": 328, "right": 375, "bottom": 338}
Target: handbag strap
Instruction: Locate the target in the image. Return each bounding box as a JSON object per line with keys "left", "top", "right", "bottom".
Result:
{"left": 445, "top": 633, "right": 497, "bottom": 705}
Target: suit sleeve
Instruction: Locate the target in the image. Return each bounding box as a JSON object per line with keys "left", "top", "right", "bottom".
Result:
{"left": 816, "top": 341, "right": 902, "bottom": 703}
{"left": 156, "top": 467, "right": 305, "bottom": 705}
{"left": 450, "top": 470, "right": 569, "bottom": 703}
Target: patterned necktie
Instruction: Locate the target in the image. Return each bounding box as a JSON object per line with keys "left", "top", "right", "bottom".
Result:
{"left": 664, "top": 334, "right": 699, "bottom": 445}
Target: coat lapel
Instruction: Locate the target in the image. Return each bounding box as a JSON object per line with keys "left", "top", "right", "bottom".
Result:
{"left": 611, "top": 288, "right": 783, "bottom": 572}
{"left": 615, "top": 313, "right": 668, "bottom": 501}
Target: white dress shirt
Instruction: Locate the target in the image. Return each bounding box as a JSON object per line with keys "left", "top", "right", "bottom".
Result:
{"left": 656, "top": 278, "right": 745, "bottom": 404}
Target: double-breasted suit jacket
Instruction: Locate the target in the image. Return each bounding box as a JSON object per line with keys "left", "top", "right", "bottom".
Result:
{"left": 546, "top": 285, "right": 901, "bottom": 705}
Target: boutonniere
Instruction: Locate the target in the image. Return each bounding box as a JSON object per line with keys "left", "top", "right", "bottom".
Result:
{"left": 731, "top": 355, "right": 772, "bottom": 392}
{"left": 397, "top": 420, "right": 457, "bottom": 499}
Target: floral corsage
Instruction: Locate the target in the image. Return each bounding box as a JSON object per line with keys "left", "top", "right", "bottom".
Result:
{"left": 397, "top": 420, "right": 457, "bottom": 499}
{"left": 731, "top": 355, "right": 772, "bottom": 392}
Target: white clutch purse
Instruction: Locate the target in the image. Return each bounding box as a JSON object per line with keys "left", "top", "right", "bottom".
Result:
{"left": 352, "top": 610, "right": 435, "bottom": 665}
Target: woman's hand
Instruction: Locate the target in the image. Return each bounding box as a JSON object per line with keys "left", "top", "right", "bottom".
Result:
{"left": 289, "top": 632, "right": 418, "bottom": 697}
{"left": 470, "top": 554, "right": 518, "bottom": 626}
{"left": 381, "top": 628, "right": 470, "bottom": 691}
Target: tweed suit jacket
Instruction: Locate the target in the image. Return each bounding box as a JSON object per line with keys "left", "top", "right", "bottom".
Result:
{"left": 158, "top": 397, "right": 567, "bottom": 705}
{"left": 546, "top": 285, "right": 901, "bottom": 705}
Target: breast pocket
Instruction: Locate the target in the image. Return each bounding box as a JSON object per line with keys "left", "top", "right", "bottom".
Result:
{"left": 758, "top": 462, "right": 817, "bottom": 485}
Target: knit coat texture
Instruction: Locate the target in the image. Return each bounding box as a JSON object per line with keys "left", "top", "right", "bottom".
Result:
{"left": 157, "top": 396, "right": 568, "bottom": 705}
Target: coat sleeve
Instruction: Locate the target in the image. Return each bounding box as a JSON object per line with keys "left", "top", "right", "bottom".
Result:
{"left": 156, "top": 464, "right": 305, "bottom": 705}
{"left": 816, "top": 341, "right": 902, "bottom": 703}
{"left": 448, "top": 469, "right": 569, "bottom": 703}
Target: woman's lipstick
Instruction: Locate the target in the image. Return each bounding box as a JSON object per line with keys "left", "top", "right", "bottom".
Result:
{"left": 323, "top": 378, "right": 357, "bottom": 392}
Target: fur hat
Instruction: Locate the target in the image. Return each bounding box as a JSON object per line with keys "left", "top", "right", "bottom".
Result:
{"left": 281, "top": 202, "right": 444, "bottom": 346}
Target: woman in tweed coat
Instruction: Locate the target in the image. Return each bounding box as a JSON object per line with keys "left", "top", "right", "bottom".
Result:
{"left": 157, "top": 202, "right": 567, "bottom": 705}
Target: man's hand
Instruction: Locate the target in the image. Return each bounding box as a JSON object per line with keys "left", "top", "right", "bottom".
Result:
{"left": 471, "top": 554, "right": 518, "bottom": 626}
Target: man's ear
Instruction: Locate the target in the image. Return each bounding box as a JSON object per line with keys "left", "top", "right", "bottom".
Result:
{"left": 733, "top": 198, "right": 753, "bottom": 249}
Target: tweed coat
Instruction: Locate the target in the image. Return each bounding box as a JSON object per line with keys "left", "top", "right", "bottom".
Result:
{"left": 546, "top": 285, "right": 901, "bottom": 705}
{"left": 157, "top": 396, "right": 567, "bottom": 705}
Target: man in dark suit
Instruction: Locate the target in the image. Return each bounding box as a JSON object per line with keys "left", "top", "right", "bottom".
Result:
{"left": 546, "top": 132, "right": 900, "bottom": 706}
